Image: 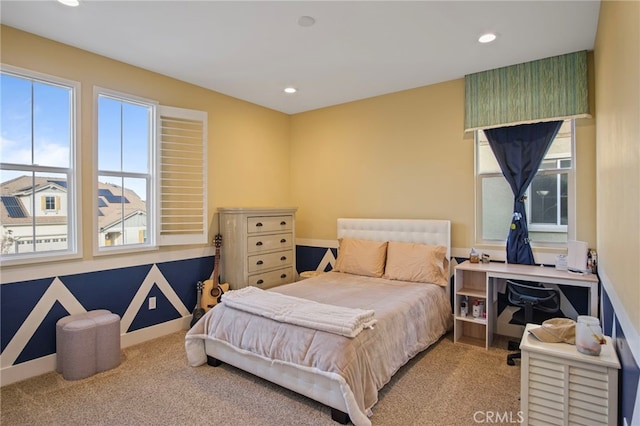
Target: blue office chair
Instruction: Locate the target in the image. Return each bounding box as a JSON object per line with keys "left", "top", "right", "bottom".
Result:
{"left": 506, "top": 280, "right": 561, "bottom": 366}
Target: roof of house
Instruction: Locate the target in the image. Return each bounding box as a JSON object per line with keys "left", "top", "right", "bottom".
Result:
{"left": 0, "top": 176, "right": 146, "bottom": 230}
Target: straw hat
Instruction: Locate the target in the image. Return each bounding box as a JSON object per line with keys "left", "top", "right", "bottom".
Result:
{"left": 529, "top": 318, "right": 576, "bottom": 344}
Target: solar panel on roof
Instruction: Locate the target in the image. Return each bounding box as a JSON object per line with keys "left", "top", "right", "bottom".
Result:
{"left": 98, "top": 188, "right": 129, "bottom": 203}
{"left": 98, "top": 198, "right": 108, "bottom": 208}
{"left": 1, "top": 196, "right": 27, "bottom": 218}
{"left": 98, "top": 209, "right": 104, "bottom": 216}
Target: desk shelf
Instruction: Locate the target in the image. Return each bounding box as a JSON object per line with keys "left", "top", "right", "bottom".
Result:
{"left": 454, "top": 264, "right": 494, "bottom": 349}
{"left": 453, "top": 260, "right": 600, "bottom": 351}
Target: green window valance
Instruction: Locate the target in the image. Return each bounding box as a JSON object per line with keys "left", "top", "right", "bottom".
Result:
{"left": 464, "top": 50, "right": 589, "bottom": 132}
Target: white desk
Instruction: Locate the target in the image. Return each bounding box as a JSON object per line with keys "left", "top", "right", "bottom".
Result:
{"left": 453, "top": 261, "right": 599, "bottom": 349}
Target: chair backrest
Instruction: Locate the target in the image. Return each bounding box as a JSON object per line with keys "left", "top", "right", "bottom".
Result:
{"left": 506, "top": 280, "right": 560, "bottom": 314}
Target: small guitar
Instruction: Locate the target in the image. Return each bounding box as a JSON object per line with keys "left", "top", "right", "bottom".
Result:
{"left": 190, "top": 281, "right": 206, "bottom": 327}
{"left": 202, "top": 234, "right": 230, "bottom": 312}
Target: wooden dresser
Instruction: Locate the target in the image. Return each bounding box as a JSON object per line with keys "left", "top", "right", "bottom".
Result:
{"left": 218, "top": 207, "right": 297, "bottom": 290}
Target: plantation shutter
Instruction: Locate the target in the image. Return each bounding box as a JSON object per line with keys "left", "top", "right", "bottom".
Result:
{"left": 157, "top": 105, "right": 208, "bottom": 245}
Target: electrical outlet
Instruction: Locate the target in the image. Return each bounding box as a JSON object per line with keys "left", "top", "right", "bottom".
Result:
{"left": 148, "top": 296, "right": 156, "bottom": 310}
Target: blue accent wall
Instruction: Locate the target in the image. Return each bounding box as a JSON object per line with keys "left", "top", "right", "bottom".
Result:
{"left": 602, "top": 288, "right": 639, "bottom": 426}
{"left": 1, "top": 255, "right": 213, "bottom": 367}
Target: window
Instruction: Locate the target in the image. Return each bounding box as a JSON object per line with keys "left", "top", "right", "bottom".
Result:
{"left": 476, "top": 120, "right": 574, "bottom": 245}
{"left": 96, "top": 89, "right": 154, "bottom": 251}
{"left": 43, "top": 196, "right": 57, "bottom": 211}
{"left": 0, "top": 65, "right": 79, "bottom": 263}
{"left": 95, "top": 89, "right": 207, "bottom": 253}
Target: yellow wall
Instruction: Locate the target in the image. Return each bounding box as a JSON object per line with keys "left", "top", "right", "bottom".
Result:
{"left": 594, "top": 0, "right": 640, "bottom": 330}
{"left": 290, "top": 69, "right": 597, "bottom": 254}
{"left": 1, "top": 26, "right": 291, "bottom": 261}
{"left": 2, "top": 24, "right": 600, "bottom": 264}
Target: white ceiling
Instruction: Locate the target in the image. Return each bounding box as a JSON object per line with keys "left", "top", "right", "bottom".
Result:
{"left": 0, "top": 1, "right": 601, "bottom": 114}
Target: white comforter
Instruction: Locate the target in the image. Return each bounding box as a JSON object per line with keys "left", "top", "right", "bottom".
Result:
{"left": 185, "top": 272, "right": 452, "bottom": 426}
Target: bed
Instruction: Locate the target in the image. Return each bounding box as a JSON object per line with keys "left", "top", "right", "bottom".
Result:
{"left": 185, "top": 218, "right": 453, "bottom": 426}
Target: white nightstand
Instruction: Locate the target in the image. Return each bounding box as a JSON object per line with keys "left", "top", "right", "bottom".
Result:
{"left": 519, "top": 323, "right": 620, "bottom": 426}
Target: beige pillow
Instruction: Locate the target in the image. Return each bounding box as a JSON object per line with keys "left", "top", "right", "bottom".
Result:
{"left": 333, "top": 238, "right": 388, "bottom": 278}
{"left": 383, "top": 241, "right": 449, "bottom": 286}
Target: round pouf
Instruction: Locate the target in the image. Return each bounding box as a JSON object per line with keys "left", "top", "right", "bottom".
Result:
{"left": 94, "top": 313, "right": 121, "bottom": 373}
{"left": 55, "top": 310, "right": 110, "bottom": 373}
{"left": 60, "top": 319, "right": 97, "bottom": 380}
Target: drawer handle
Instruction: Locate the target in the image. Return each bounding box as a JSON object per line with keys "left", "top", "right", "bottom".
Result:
{"left": 280, "top": 221, "right": 286, "bottom": 226}
{"left": 256, "top": 260, "right": 264, "bottom": 265}
{"left": 280, "top": 274, "right": 287, "bottom": 279}
{"left": 280, "top": 256, "right": 287, "bottom": 261}
{"left": 256, "top": 222, "right": 263, "bottom": 227}
{"left": 280, "top": 239, "right": 286, "bottom": 243}
{"left": 256, "top": 279, "right": 264, "bottom": 285}
{"left": 256, "top": 241, "right": 263, "bottom": 246}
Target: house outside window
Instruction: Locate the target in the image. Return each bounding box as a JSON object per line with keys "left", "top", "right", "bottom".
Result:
{"left": 96, "top": 89, "right": 154, "bottom": 252}
{"left": 476, "top": 120, "right": 574, "bottom": 246}
{"left": 0, "top": 65, "right": 79, "bottom": 263}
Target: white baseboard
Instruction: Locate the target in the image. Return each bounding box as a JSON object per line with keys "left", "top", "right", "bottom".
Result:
{"left": 0, "top": 354, "right": 56, "bottom": 387}
{"left": 120, "top": 316, "right": 191, "bottom": 348}
{"left": 0, "top": 316, "right": 191, "bottom": 387}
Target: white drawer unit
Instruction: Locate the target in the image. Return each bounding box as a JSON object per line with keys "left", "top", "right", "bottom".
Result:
{"left": 520, "top": 324, "right": 620, "bottom": 426}
{"left": 218, "top": 207, "right": 297, "bottom": 290}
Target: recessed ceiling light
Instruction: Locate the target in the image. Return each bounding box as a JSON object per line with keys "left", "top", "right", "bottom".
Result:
{"left": 298, "top": 16, "right": 316, "bottom": 27}
{"left": 478, "top": 33, "right": 497, "bottom": 43}
{"left": 58, "top": 0, "right": 80, "bottom": 6}
{"left": 284, "top": 87, "right": 297, "bottom": 94}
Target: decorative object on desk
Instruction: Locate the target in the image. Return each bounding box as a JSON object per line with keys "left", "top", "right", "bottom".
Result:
{"left": 555, "top": 254, "right": 568, "bottom": 270}
{"left": 469, "top": 248, "right": 480, "bottom": 263}
{"left": 481, "top": 253, "right": 490, "bottom": 263}
{"left": 528, "top": 318, "right": 576, "bottom": 344}
{"left": 576, "top": 315, "right": 605, "bottom": 356}
{"left": 588, "top": 248, "right": 598, "bottom": 274}
{"left": 567, "top": 240, "right": 590, "bottom": 273}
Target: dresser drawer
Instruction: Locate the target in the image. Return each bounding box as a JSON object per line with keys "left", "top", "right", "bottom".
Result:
{"left": 247, "top": 215, "right": 293, "bottom": 234}
{"left": 247, "top": 232, "right": 293, "bottom": 254}
{"left": 248, "top": 250, "right": 294, "bottom": 273}
{"left": 249, "top": 267, "right": 294, "bottom": 289}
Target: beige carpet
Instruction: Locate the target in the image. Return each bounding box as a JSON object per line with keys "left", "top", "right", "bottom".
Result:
{"left": 1, "top": 331, "right": 520, "bottom": 425}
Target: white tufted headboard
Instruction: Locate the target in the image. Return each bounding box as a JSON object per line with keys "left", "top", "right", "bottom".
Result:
{"left": 337, "top": 218, "right": 452, "bottom": 295}
{"left": 337, "top": 218, "right": 451, "bottom": 259}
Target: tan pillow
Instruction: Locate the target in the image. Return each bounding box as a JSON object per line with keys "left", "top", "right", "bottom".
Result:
{"left": 333, "top": 238, "right": 388, "bottom": 278}
{"left": 383, "top": 241, "right": 449, "bottom": 286}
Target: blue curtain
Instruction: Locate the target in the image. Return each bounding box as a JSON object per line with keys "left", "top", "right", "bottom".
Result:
{"left": 484, "top": 121, "right": 563, "bottom": 264}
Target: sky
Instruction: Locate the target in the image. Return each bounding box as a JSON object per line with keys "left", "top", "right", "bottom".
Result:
{"left": 1, "top": 72, "right": 150, "bottom": 201}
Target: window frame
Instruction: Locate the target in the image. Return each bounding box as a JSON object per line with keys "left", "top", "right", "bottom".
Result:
{"left": 474, "top": 120, "right": 576, "bottom": 249}
{"left": 0, "top": 64, "right": 82, "bottom": 266}
{"left": 93, "top": 86, "right": 157, "bottom": 256}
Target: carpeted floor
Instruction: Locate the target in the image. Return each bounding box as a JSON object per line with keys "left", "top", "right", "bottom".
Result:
{"left": 1, "top": 331, "right": 521, "bottom": 425}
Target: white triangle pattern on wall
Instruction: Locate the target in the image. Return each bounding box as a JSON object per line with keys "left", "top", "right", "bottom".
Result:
{"left": 1, "top": 264, "right": 189, "bottom": 369}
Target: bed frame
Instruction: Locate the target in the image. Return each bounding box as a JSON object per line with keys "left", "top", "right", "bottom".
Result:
{"left": 205, "top": 218, "right": 451, "bottom": 425}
